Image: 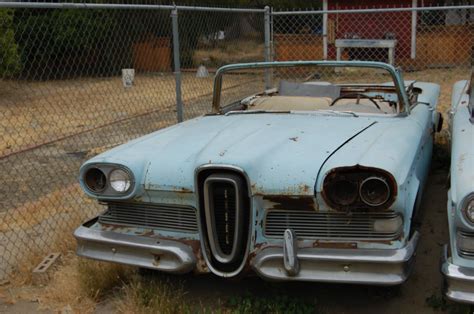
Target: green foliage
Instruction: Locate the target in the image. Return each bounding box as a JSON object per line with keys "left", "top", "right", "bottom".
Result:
{"left": 13, "top": 7, "right": 176, "bottom": 79}
{"left": 0, "top": 9, "right": 21, "bottom": 77}
{"left": 425, "top": 294, "right": 472, "bottom": 314}
{"left": 227, "top": 293, "right": 317, "bottom": 314}
{"left": 14, "top": 9, "right": 126, "bottom": 79}
{"left": 9, "top": 1, "right": 319, "bottom": 80}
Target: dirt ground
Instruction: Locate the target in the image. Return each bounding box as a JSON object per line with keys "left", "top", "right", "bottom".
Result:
{"left": 0, "top": 67, "right": 472, "bottom": 313}
{"left": 0, "top": 163, "right": 471, "bottom": 313}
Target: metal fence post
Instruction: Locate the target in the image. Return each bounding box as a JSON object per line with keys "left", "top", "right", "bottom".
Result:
{"left": 171, "top": 8, "right": 183, "bottom": 122}
{"left": 411, "top": 0, "right": 417, "bottom": 59}
{"left": 264, "top": 6, "right": 273, "bottom": 90}
{"left": 322, "top": 0, "right": 328, "bottom": 60}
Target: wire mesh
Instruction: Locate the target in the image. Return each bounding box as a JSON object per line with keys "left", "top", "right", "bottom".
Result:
{"left": 0, "top": 2, "right": 473, "bottom": 280}
{"left": 272, "top": 5, "right": 474, "bottom": 106}
{"left": 0, "top": 3, "right": 266, "bottom": 280}
{"left": 176, "top": 9, "right": 265, "bottom": 119}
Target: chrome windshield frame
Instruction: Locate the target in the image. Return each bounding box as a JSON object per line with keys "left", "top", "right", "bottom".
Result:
{"left": 211, "top": 60, "right": 411, "bottom": 115}
{"left": 469, "top": 68, "right": 474, "bottom": 123}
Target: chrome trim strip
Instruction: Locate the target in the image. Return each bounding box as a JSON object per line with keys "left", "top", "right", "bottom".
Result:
{"left": 441, "top": 245, "right": 474, "bottom": 304}
{"left": 251, "top": 231, "right": 419, "bottom": 285}
{"left": 74, "top": 219, "right": 196, "bottom": 274}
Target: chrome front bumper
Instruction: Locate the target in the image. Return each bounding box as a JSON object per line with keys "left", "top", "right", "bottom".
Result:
{"left": 75, "top": 218, "right": 419, "bottom": 284}
{"left": 441, "top": 245, "right": 474, "bottom": 304}
{"left": 74, "top": 219, "right": 197, "bottom": 274}
{"left": 251, "top": 231, "right": 420, "bottom": 286}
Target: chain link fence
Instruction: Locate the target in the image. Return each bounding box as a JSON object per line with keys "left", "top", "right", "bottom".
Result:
{"left": 0, "top": 1, "right": 473, "bottom": 280}
{"left": 272, "top": 4, "right": 474, "bottom": 115}
{"left": 0, "top": 2, "right": 266, "bottom": 280}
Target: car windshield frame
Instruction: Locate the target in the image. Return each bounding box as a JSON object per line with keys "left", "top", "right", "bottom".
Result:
{"left": 211, "top": 60, "right": 411, "bottom": 115}
{"left": 469, "top": 68, "right": 474, "bottom": 123}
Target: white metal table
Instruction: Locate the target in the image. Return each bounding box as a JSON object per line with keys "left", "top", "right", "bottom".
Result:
{"left": 335, "top": 39, "right": 398, "bottom": 65}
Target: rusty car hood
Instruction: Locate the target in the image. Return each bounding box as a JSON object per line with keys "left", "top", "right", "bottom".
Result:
{"left": 87, "top": 113, "right": 378, "bottom": 196}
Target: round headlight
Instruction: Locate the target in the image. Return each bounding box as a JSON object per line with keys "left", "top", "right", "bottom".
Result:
{"left": 84, "top": 168, "right": 107, "bottom": 193}
{"left": 360, "top": 176, "right": 390, "bottom": 206}
{"left": 109, "top": 169, "right": 132, "bottom": 193}
{"left": 327, "top": 179, "right": 358, "bottom": 206}
{"left": 464, "top": 198, "right": 474, "bottom": 224}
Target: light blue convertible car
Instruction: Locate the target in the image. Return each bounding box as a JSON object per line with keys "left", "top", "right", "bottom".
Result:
{"left": 442, "top": 70, "right": 474, "bottom": 303}
{"left": 75, "top": 61, "right": 443, "bottom": 285}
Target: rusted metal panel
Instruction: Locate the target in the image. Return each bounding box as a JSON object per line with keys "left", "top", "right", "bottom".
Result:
{"left": 446, "top": 79, "right": 474, "bottom": 269}
{"left": 75, "top": 61, "right": 441, "bottom": 283}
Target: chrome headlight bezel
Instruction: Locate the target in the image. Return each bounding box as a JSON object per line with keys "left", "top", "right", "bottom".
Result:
{"left": 322, "top": 166, "right": 397, "bottom": 211}
{"left": 461, "top": 193, "right": 474, "bottom": 225}
{"left": 81, "top": 163, "right": 135, "bottom": 197}
{"left": 359, "top": 176, "right": 391, "bottom": 207}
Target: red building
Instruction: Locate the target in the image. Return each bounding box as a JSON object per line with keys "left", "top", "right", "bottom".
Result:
{"left": 275, "top": 0, "right": 473, "bottom": 68}
{"left": 326, "top": 0, "right": 422, "bottom": 60}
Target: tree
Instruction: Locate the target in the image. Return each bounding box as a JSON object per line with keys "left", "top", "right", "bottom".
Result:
{"left": 0, "top": 9, "right": 20, "bottom": 77}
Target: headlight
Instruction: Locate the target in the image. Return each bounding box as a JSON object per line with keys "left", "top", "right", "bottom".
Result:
{"left": 322, "top": 166, "right": 396, "bottom": 211}
{"left": 84, "top": 168, "right": 107, "bottom": 192}
{"left": 81, "top": 164, "right": 134, "bottom": 196}
{"left": 359, "top": 177, "right": 390, "bottom": 207}
{"left": 463, "top": 196, "right": 474, "bottom": 224}
{"left": 109, "top": 168, "right": 132, "bottom": 193}
{"left": 325, "top": 179, "right": 358, "bottom": 206}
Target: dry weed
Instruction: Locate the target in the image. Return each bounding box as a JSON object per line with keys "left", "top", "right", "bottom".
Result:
{"left": 39, "top": 257, "right": 132, "bottom": 313}
{"left": 115, "top": 273, "right": 190, "bottom": 314}
{"left": 193, "top": 40, "right": 264, "bottom": 66}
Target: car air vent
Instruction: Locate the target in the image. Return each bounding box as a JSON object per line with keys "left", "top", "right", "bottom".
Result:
{"left": 458, "top": 231, "right": 474, "bottom": 259}
{"left": 99, "top": 202, "right": 198, "bottom": 233}
{"left": 264, "top": 210, "right": 402, "bottom": 241}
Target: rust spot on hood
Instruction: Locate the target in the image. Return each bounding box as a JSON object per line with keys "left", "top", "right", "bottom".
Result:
{"left": 177, "top": 187, "right": 193, "bottom": 193}
{"left": 263, "top": 195, "right": 316, "bottom": 211}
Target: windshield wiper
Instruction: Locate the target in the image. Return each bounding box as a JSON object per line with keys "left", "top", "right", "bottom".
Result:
{"left": 225, "top": 109, "right": 358, "bottom": 117}
{"left": 225, "top": 110, "right": 290, "bottom": 115}
{"left": 318, "top": 110, "right": 359, "bottom": 117}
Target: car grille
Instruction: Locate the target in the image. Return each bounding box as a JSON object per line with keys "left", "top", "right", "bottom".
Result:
{"left": 201, "top": 172, "right": 250, "bottom": 273}
{"left": 99, "top": 202, "right": 198, "bottom": 233}
{"left": 458, "top": 231, "right": 474, "bottom": 259}
{"left": 264, "top": 210, "right": 402, "bottom": 240}
{"left": 212, "top": 182, "right": 237, "bottom": 255}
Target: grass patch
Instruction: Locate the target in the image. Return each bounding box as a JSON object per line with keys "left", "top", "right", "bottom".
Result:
{"left": 227, "top": 294, "right": 317, "bottom": 314}
{"left": 115, "top": 273, "right": 191, "bottom": 314}
{"left": 193, "top": 40, "right": 264, "bottom": 67}
{"left": 425, "top": 293, "right": 471, "bottom": 314}
{"left": 77, "top": 259, "right": 132, "bottom": 301}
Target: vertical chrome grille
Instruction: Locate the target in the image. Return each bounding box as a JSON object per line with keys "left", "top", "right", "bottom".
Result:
{"left": 201, "top": 171, "right": 250, "bottom": 274}
{"left": 212, "top": 182, "right": 236, "bottom": 255}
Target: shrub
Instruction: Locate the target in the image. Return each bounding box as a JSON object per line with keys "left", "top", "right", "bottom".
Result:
{"left": 0, "top": 9, "right": 21, "bottom": 77}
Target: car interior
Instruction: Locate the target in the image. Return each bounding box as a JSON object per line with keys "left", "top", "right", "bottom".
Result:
{"left": 241, "top": 80, "right": 400, "bottom": 114}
